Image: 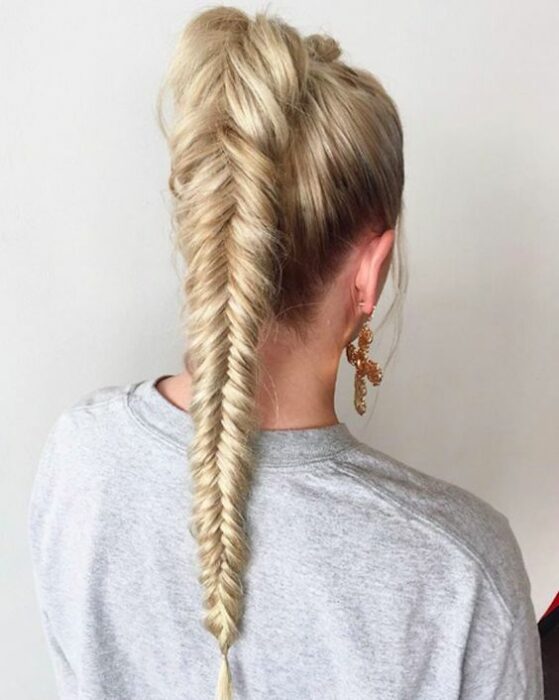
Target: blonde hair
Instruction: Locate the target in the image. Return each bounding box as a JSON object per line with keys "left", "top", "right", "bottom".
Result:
{"left": 156, "top": 6, "right": 407, "bottom": 698}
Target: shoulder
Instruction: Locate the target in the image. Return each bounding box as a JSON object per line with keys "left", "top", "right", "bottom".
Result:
{"left": 28, "top": 380, "right": 135, "bottom": 574}
{"left": 30, "top": 380, "right": 139, "bottom": 495}
{"left": 29, "top": 379, "right": 143, "bottom": 526}
{"left": 45, "top": 380, "right": 135, "bottom": 440}
{"left": 332, "top": 437, "right": 532, "bottom": 623}
{"left": 63, "top": 380, "right": 132, "bottom": 416}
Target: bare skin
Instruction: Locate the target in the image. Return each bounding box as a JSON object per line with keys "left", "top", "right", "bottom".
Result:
{"left": 156, "top": 225, "right": 395, "bottom": 430}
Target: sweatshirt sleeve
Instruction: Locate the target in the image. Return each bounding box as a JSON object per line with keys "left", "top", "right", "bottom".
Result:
{"left": 505, "top": 607, "right": 546, "bottom": 700}
{"left": 27, "top": 416, "right": 79, "bottom": 700}
{"left": 459, "top": 518, "right": 544, "bottom": 699}
{"left": 460, "top": 606, "right": 543, "bottom": 699}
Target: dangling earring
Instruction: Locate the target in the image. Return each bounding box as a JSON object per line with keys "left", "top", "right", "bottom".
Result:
{"left": 345, "top": 304, "right": 383, "bottom": 415}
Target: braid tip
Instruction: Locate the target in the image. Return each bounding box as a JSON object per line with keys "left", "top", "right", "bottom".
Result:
{"left": 216, "top": 649, "right": 233, "bottom": 700}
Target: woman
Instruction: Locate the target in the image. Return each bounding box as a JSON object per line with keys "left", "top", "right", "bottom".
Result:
{"left": 28, "top": 6, "right": 543, "bottom": 699}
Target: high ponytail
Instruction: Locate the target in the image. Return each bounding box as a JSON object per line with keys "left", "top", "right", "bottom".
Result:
{"left": 158, "top": 7, "right": 312, "bottom": 698}
{"left": 157, "top": 6, "right": 406, "bottom": 698}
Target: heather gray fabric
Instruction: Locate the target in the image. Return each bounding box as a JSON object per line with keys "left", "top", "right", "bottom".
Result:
{"left": 28, "top": 376, "right": 544, "bottom": 700}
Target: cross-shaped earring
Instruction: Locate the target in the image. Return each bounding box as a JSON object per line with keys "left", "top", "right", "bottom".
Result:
{"left": 345, "top": 305, "right": 383, "bottom": 415}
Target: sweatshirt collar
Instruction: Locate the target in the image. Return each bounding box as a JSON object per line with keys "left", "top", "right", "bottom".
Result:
{"left": 127, "top": 375, "right": 360, "bottom": 467}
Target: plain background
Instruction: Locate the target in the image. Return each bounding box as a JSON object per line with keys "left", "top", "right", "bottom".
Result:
{"left": 2, "top": 0, "right": 558, "bottom": 697}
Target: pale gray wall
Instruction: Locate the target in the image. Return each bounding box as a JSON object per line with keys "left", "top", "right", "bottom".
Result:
{"left": 2, "top": 1, "right": 557, "bottom": 697}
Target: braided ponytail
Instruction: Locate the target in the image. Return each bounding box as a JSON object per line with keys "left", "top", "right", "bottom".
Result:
{"left": 157, "top": 6, "right": 406, "bottom": 698}
{"left": 158, "top": 7, "right": 311, "bottom": 698}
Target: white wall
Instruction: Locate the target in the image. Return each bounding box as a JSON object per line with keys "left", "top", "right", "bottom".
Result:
{"left": 2, "top": 1, "right": 557, "bottom": 697}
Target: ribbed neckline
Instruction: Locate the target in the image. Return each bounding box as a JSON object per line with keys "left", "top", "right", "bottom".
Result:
{"left": 126, "top": 375, "right": 361, "bottom": 467}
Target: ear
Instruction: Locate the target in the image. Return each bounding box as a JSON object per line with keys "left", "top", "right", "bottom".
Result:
{"left": 353, "top": 228, "right": 395, "bottom": 316}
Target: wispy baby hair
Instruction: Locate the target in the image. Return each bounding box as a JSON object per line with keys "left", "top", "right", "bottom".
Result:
{"left": 157, "top": 5, "right": 406, "bottom": 698}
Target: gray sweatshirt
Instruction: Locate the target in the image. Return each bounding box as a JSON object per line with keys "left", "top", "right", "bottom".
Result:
{"left": 28, "top": 376, "right": 544, "bottom": 699}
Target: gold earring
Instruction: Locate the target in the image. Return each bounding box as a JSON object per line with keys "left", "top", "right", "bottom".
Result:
{"left": 345, "top": 305, "right": 383, "bottom": 415}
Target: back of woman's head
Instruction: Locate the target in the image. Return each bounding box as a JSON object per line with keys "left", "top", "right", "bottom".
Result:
{"left": 157, "top": 6, "right": 406, "bottom": 698}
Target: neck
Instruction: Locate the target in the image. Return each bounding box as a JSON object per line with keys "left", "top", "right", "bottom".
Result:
{"left": 157, "top": 327, "right": 343, "bottom": 431}
{"left": 256, "top": 325, "right": 341, "bottom": 429}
